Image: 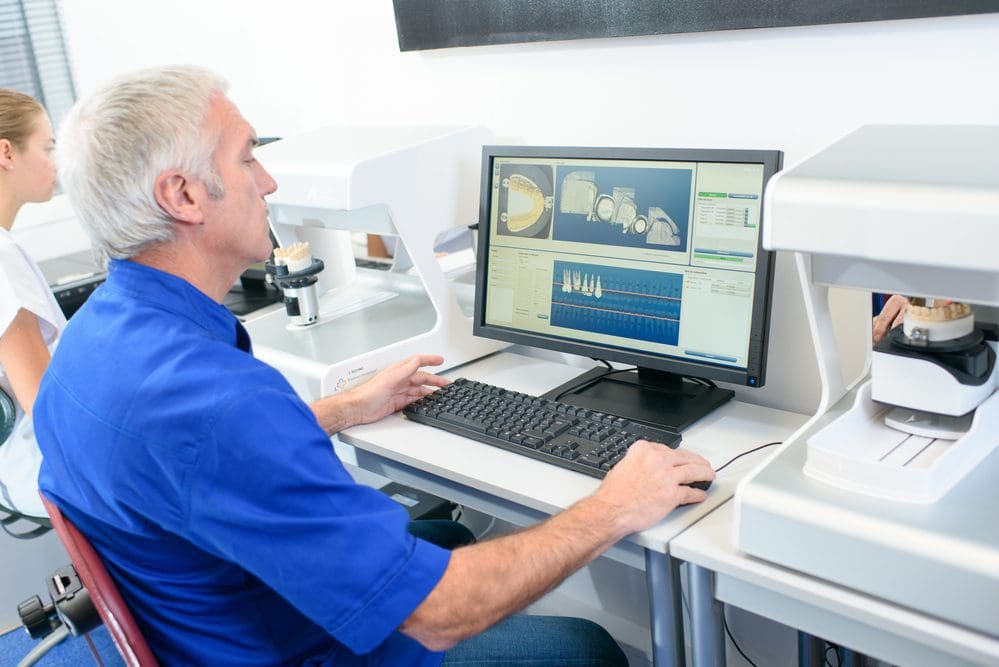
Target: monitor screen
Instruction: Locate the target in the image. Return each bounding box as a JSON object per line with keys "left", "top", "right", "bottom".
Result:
{"left": 473, "top": 145, "right": 783, "bottom": 431}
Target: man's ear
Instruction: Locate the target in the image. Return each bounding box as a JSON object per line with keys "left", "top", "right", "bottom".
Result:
{"left": 0, "top": 139, "right": 14, "bottom": 170}
{"left": 153, "top": 169, "right": 205, "bottom": 225}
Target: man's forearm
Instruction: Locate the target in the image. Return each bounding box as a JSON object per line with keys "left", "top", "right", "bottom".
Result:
{"left": 400, "top": 493, "right": 630, "bottom": 651}
{"left": 308, "top": 393, "right": 359, "bottom": 434}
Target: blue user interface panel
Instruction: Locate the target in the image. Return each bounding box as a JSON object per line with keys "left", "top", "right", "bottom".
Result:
{"left": 482, "top": 155, "right": 766, "bottom": 372}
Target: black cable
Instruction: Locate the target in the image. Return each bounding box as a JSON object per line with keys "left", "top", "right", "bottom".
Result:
{"left": 723, "top": 607, "right": 758, "bottom": 667}
{"left": 590, "top": 358, "right": 613, "bottom": 370}
{"left": 0, "top": 509, "right": 51, "bottom": 540}
{"left": 686, "top": 375, "right": 718, "bottom": 389}
{"left": 824, "top": 643, "right": 838, "bottom": 667}
{"left": 715, "top": 441, "right": 782, "bottom": 473}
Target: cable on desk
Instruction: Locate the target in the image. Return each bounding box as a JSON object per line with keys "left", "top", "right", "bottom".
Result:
{"left": 715, "top": 441, "right": 782, "bottom": 473}
{"left": 686, "top": 375, "right": 718, "bottom": 389}
{"left": 590, "top": 358, "right": 613, "bottom": 370}
{"left": 723, "top": 607, "right": 759, "bottom": 667}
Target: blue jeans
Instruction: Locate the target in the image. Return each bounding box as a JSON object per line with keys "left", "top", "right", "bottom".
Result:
{"left": 443, "top": 615, "right": 628, "bottom": 666}
{"left": 407, "top": 521, "right": 628, "bottom": 666}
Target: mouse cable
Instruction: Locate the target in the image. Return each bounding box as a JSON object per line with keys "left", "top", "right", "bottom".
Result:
{"left": 723, "top": 606, "right": 759, "bottom": 667}
{"left": 714, "top": 441, "right": 782, "bottom": 473}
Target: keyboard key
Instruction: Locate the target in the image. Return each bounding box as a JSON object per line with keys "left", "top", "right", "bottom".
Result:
{"left": 439, "top": 413, "right": 488, "bottom": 432}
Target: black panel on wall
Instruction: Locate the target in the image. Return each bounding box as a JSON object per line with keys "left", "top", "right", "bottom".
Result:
{"left": 392, "top": 0, "right": 999, "bottom": 51}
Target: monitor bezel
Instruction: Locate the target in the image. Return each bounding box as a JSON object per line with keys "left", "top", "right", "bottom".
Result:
{"left": 473, "top": 145, "right": 783, "bottom": 388}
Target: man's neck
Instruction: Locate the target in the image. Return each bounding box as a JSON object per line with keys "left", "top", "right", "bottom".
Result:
{"left": 131, "top": 243, "right": 242, "bottom": 304}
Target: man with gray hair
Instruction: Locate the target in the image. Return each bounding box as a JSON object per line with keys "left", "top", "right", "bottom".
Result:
{"left": 35, "top": 65, "right": 714, "bottom": 665}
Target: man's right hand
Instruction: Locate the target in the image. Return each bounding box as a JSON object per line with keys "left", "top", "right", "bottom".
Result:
{"left": 592, "top": 441, "right": 714, "bottom": 537}
{"left": 401, "top": 439, "right": 714, "bottom": 651}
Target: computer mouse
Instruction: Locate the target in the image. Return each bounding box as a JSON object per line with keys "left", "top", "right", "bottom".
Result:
{"left": 684, "top": 480, "right": 713, "bottom": 492}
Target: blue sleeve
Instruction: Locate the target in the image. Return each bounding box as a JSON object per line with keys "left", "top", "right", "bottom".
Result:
{"left": 187, "top": 385, "right": 450, "bottom": 655}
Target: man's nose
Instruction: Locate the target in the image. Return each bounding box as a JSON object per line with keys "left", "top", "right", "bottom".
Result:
{"left": 259, "top": 164, "right": 278, "bottom": 196}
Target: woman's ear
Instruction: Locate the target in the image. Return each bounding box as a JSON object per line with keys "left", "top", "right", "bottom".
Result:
{"left": 153, "top": 169, "right": 205, "bottom": 226}
{"left": 0, "top": 139, "right": 14, "bottom": 170}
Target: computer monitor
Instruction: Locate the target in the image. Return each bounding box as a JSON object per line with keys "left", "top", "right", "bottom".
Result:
{"left": 473, "top": 145, "right": 783, "bottom": 432}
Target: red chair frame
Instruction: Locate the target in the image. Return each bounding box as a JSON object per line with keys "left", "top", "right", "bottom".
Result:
{"left": 40, "top": 493, "right": 158, "bottom": 666}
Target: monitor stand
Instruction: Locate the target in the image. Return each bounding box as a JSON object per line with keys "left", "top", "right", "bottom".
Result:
{"left": 542, "top": 366, "right": 734, "bottom": 432}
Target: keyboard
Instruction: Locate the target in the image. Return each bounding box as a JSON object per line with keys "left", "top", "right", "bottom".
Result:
{"left": 403, "top": 378, "right": 681, "bottom": 479}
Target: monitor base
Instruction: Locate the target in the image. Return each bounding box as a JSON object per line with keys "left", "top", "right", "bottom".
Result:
{"left": 543, "top": 366, "right": 734, "bottom": 433}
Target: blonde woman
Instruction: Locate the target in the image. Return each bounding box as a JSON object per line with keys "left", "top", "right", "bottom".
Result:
{"left": 0, "top": 88, "right": 63, "bottom": 527}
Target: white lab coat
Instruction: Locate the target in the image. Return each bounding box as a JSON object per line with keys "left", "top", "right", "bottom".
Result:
{"left": 0, "top": 227, "right": 66, "bottom": 518}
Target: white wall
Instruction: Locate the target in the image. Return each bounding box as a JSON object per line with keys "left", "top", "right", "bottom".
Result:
{"left": 59, "top": 3, "right": 999, "bottom": 163}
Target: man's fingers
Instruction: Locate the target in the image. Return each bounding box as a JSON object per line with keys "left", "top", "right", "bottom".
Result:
{"left": 674, "top": 461, "right": 715, "bottom": 486}
{"left": 631, "top": 440, "right": 712, "bottom": 468}
{"left": 410, "top": 371, "right": 449, "bottom": 388}
{"left": 677, "top": 486, "right": 708, "bottom": 505}
{"left": 407, "top": 354, "right": 445, "bottom": 369}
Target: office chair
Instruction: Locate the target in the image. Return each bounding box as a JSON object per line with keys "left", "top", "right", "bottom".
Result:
{"left": 39, "top": 493, "right": 158, "bottom": 666}
{"left": 0, "top": 388, "right": 51, "bottom": 539}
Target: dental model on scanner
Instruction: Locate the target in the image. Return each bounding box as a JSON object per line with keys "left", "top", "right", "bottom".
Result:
{"left": 242, "top": 126, "right": 505, "bottom": 401}
{"left": 266, "top": 242, "right": 325, "bottom": 327}
{"left": 734, "top": 126, "right": 999, "bottom": 647}
{"left": 807, "top": 296, "right": 998, "bottom": 502}
{"left": 733, "top": 124, "right": 999, "bottom": 504}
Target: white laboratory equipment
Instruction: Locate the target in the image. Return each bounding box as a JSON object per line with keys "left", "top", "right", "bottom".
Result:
{"left": 244, "top": 126, "right": 506, "bottom": 400}
{"left": 734, "top": 125, "right": 999, "bottom": 640}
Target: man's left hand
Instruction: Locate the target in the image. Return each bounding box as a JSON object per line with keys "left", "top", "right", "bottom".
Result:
{"left": 350, "top": 354, "right": 449, "bottom": 424}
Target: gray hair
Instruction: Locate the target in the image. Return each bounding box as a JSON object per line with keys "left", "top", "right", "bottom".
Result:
{"left": 58, "top": 65, "right": 229, "bottom": 262}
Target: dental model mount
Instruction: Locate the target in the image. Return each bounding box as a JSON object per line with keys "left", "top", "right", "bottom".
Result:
{"left": 266, "top": 241, "right": 326, "bottom": 327}
{"left": 806, "top": 296, "right": 999, "bottom": 502}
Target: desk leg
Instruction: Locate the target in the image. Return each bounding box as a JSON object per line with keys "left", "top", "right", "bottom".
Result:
{"left": 687, "top": 563, "right": 725, "bottom": 667}
{"left": 797, "top": 632, "right": 824, "bottom": 667}
{"left": 645, "top": 549, "right": 685, "bottom": 667}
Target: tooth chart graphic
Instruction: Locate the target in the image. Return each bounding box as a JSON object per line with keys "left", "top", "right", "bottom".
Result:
{"left": 551, "top": 260, "right": 683, "bottom": 346}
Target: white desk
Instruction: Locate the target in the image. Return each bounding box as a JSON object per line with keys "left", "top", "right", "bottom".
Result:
{"left": 339, "top": 351, "right": 806, "bottom": 666}
{"left": 670, "top": 500, "right": 999, "bottom": 667}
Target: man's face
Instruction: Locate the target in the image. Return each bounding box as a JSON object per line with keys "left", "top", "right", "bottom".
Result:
{"left": 199, "top": 95, "right": 277, "bottom": 271}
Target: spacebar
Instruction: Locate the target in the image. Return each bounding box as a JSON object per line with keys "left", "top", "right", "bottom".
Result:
{"left": 437, "top": 413, "right": 488, "bottom": 433}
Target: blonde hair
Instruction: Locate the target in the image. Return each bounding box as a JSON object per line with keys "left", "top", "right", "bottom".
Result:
{"left": 58, "top": 65, "right": 229, "bottom": 262}
{"left": 0, "top": 88, "right": 44, "bottom": 149}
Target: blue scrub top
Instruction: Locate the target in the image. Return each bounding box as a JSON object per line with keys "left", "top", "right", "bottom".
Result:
{"left": 36, "top": 260, "right": 450, "bottom": 666}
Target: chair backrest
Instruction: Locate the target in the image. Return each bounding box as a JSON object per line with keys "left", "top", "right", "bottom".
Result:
{"left": 40, "top": 493, "right": 159, "bottom": 667}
